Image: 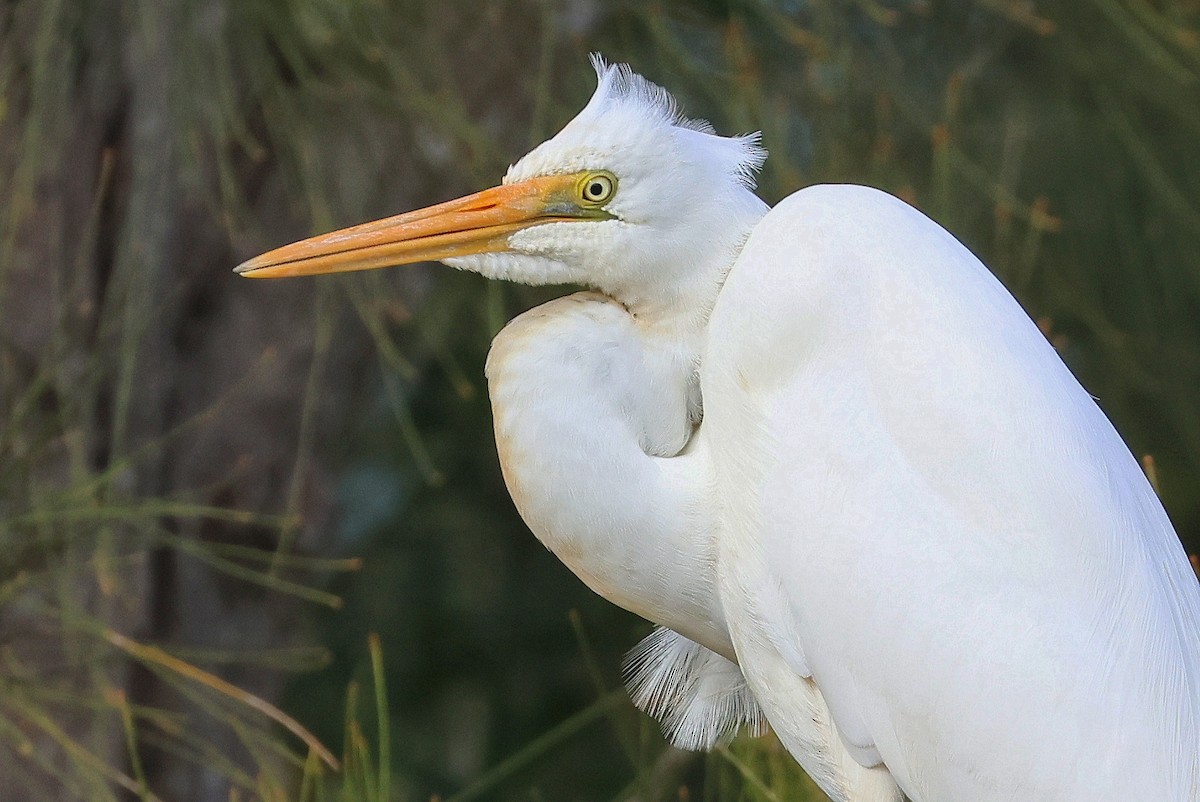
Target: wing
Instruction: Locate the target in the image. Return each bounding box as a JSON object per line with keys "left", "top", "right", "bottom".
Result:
{"left": 704, "top": 184, "right": 1200, "bottom": 800}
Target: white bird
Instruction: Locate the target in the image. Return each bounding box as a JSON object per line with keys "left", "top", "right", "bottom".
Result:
{"left": 238, "top": 58, "right": 1200, "bottom": 801}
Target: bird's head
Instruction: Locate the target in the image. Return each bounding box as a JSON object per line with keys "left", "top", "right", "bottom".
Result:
{"left": 237, "top": 57, "right": 768, "bottom": 311}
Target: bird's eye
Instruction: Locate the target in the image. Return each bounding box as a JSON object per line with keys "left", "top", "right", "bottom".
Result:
{"left": 578, "top": 171, "right": 617, "bottom": 205}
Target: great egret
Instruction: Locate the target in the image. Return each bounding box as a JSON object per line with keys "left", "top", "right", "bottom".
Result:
{"left": 238, "top": 58, "right": 1200, "bottom": 801}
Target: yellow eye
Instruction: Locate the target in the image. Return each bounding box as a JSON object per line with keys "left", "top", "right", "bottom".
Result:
{"left": 579, "top": 172, "right": 617, "bottom": 205}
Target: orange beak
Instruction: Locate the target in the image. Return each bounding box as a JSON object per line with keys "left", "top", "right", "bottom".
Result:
{"left": 235, "top": 173, "right": 601, "bottom": 279}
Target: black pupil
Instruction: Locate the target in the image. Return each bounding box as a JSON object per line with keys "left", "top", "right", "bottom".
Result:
{"left": 588, "top": 181, "right": 604, "bottom": 198}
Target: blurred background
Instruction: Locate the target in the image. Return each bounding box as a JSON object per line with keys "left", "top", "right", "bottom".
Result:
{"left": 1, "top": 0, "right": 1198, "bottom": 799}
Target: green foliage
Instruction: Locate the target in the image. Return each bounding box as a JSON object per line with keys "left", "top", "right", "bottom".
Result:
{"left": 709, "top": 738, "right": 827, "bottom": 801}
{"left": 0, "top": 4, "right": 343, "bottom": 798}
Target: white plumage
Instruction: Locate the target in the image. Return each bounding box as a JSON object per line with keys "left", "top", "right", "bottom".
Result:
{"left": 239, "top": 58, "right": 1200, "bottom": 801}
{"left": 623, "top": 625, "right": 765, "bottom": 751}
{"left": 708, "top": 183, "right": 1200, "bottom": 799}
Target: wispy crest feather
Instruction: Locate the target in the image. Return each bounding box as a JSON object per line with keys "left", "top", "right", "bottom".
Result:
{"left": 587, "top": 54, "right": 717, "bottom": 134}
{"left": 506, "top": 56, "right": 767, "bottom": 191}
{"left": 583, "top": 55, "right": 767, "bottom": 190}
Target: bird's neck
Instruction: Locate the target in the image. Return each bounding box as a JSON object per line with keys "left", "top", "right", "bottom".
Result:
{"left": 604, "top": 190, "right": 769, "bottom": 341}
{"left": 485, "top": 292, "right": 733, "bottom": 657}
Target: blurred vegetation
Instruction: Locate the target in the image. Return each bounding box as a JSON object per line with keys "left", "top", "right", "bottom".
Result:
{"left": 1, "top": 0, "right": 1197, "bottom": 800}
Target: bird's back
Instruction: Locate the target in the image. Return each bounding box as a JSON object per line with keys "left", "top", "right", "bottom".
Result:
{"left": 704, "top": 184, "right": 1200, "bottom": 800}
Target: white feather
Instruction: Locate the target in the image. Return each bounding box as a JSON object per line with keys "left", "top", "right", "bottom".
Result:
{"left": 623, "top": 626, "right": 766, "bottom": 751}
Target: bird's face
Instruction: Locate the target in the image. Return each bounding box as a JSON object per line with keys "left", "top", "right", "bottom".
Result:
{"left": 237, "top": 58, "right": 766, "bottom": 308}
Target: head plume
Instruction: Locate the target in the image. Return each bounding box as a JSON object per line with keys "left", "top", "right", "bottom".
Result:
{"left": 506, "top": 56, "right": 767, "bottom": 190}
